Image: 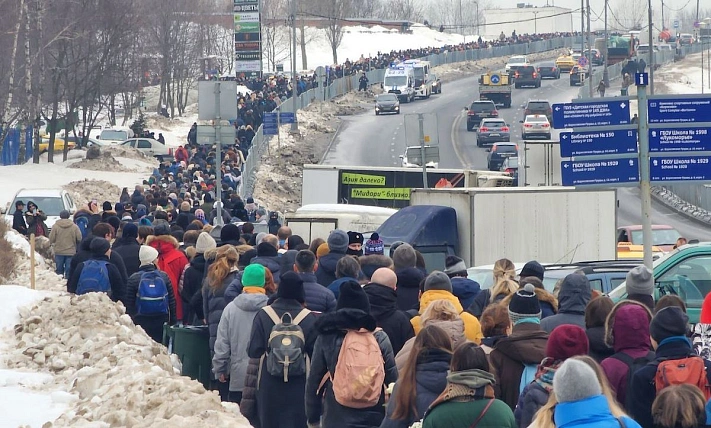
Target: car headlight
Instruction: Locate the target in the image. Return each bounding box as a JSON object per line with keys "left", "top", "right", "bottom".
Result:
{"left": 375, "top": 107, "right": 380, "bottom": 110}
{"left": 395, "top": 106, "right": 399, "bottom": 109}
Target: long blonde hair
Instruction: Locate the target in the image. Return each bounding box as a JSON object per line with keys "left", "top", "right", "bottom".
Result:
{"left": 530, "top": 355, "right": 628, "bottom": 428}
{"left": 421, "top": 299, "right": 460, "bottom": 325}
{"left": 490, "top": 258, "right": 516, "bottom": 302}
{"left": 207, "top": 245, "right": 238, "bottom": 291}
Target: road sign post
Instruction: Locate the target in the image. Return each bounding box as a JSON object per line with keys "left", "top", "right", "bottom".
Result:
{"left": 552, "top": 100, "right": 631, "bottom": 128}
{"left": 560, "top": 127, "right": 638, "bottom": 157}
{"left": 636, "top": 72, "right": 653, "bottom": 268}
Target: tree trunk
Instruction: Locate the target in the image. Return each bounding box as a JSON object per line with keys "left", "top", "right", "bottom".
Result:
{"left": 1, "top": 0, "right": 25, "bottom": 134}
{"left": 33, "top": 0, "right": 44, "bottom": 164}
{"left": 299, "top": 20, "right": 308, "bottom": 70}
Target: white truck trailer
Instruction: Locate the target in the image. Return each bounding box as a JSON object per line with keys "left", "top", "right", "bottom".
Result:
{"left": 518, "top": 141, "right": 563, "bottom": 186}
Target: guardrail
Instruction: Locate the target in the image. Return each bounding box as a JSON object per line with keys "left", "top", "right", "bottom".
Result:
{"left": 240, "top": 35, "right": 584, "bottom": 199}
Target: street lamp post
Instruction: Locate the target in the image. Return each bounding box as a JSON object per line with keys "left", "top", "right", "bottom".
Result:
{"left": 603, "top": 0, "right": 609, "bottom": 86}
{"left": 476, "top": 1, "right": 480, "bottom": 37}
{"left": 533, "top": 11, "right": 538, "bottom": 34}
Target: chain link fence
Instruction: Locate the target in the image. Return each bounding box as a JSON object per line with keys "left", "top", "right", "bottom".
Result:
{"left": 240, "top": 36, "right": 584, "bottom": 198}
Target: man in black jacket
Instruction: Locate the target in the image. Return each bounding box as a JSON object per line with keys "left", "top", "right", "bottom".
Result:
{"left": 67, "top": 237, "right": 126, "bottom": 303}
{"left": 392, "top": 243, "right": 424, "bottom": 312}
{"left": 112, "top": 223, "right": 140, "bottom": 277}
{"left": 315, "top": 229, "right": 348, "bottom": 285}
{"left": 364, "top": 267, "right": 414, "bottom": 354}
{"left": 294, "top": 250, "right": 336, "bottom": 313}
{"left": 68, "top": 222, "right": 128, "bottom": 283}
{"left": 12, "top": 200, "right": 27, "bottom": 235}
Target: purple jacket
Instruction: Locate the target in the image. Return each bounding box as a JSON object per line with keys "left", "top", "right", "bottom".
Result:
{"left": 600, "top": 303, "right": 652, "bottom": 406}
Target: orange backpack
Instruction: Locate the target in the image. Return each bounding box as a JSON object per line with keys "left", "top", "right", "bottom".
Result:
{"left": 654, "top": 356, "right": 711, "bottom": 400}
{"left": 330, "top": 329, "right": 385, "bottom": 409}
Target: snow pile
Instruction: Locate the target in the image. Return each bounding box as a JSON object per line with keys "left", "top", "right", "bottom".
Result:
{"left": 4, "top": 292, "right": 252, "bottom": 427}
{"left": 68, "top": 151, "right": 139, "bottom": 173}
{"left": 302, "top": 91, "right": 375, "bottom": 118}
{"left": 656, "top": 52, "right": 703, "bottom": 94}
{"left": 63, "top": 179, "right": 123, "bottom": 207}
{"left": 144, "top": 106, "right": 199, "bottom": 148}
{"left": 102, "top": 145, "right": 154, "bottom": 162}
{"left": 4, "top": 228, "right": 64, "bottom": 292}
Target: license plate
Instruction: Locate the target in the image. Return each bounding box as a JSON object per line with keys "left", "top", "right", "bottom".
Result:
{"left": 489, "top": 133, "right": 500, "bottom": 136}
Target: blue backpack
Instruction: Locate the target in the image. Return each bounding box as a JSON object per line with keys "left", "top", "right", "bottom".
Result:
{"left": 76, "top": 260, "right": 111, "bottom": 295}
{"left": 74, "top": 216, "right": 89, "bottom": 239}
{"left": 519, "top": 363, "right": 538, "bottom": 393}
{"left": 135, "top": 270, "right": 169, "bottom": 316}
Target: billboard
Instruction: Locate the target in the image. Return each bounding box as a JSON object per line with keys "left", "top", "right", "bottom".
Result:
{"left": 234, "top": 0, "right": 261, "bottom": 77}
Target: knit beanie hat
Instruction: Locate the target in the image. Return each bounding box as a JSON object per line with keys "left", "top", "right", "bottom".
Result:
{"left": 242, "top": 264, "right": 266, "bottom": 287}
{"left": 327, "top": 229, "right": 349, "bottom": 253}
{"left": 102, "top": 201, "right": 113, "bottom": 211}
{"left": 520, "top": 260, "right": 545, "bottom": 281}
{"left": 546, "top": 325, "right": 590, "bottom": 360}
{"left": 364, "top": 233, "right": 384, "bottom": 255}
{"left": 443, "top": 255, "right": 467, "bottom": 276}
{"left": 424, "top": 271, "right": 453, "bottom": 293}
{"left": 139, "top": 245, "right": 159, "bottom": 266}
{"left": 553, "top": 359, "right": 602, "bottom": 403}
{"left": 220, "top": 223, "right": 241, "bottom": 243}
{"left": 257, "top": 241, "right": 278, "bottom": 257}
{"left": 337, "top": 280, "right": 371, "bottom": 312}
{"left": 239, "top": 248, "right": 258, "bottom": 267}
{"left": 650, "top": 306, "right": 689, "bottom": 343}
{"left": 106, "top": 216, "right": 121, "bottom": 235}
{"left": 195, "top": 209, "right": 206, "bottom": 221}
{"left": 122, "top": 223, "right": 138, "bottom": 239}
{"left": 180, "top": 201, "right": 191, "bottom": 212}
{"left": 277, "top": 271, "right": 305, "bottom": 303}
{"left": 153, "top": 219, "right": 171, "bottom": 236}
{"left": 626, "top": 265, "right": 654, "bottom": 296}
{"left": 89, "top": 237, "right": 111, "bottom": 255}
{"left": 195, "top": 231, "right": 217, "bottom": 254}
{"left": 316, "top": 243, "right": 330, "bottom": 258}
{"left": 392, "top": 243, "right": 417, "bottom": 270}
{"left": 508, "top": 284, "right": 542, "bottom": 325}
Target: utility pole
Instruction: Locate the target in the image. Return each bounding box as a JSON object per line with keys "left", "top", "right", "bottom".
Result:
{"left": 648, "top": 0, "right": 655, "bottom": 94}
{"left": 580, "top": 0, "right": 585, "bottom": 53}
{"left": 660, "top": 0, "right": 664, "bottom": 32}
{"left": 290, "top": 0, "right": 299, "bottom": 134}
{"left": 603, "top": 0, "right": 609, "bottom": 86}
{"left": 476, "top": 1, "right": 480, "bottom": 37}
{"left": 534, "top": 11, "right": 538, "bottom": 34}
{"left": 418, "top": 114, "right": 428, "bottom": 188}
{"left": 587, "top": 0, "right": 593, "bottom": 98}
{"left": 637, "top": 77, "right": 653, "bottom": 268}
{"left": 214, "top": 82, "right": 224, "bottom": 226}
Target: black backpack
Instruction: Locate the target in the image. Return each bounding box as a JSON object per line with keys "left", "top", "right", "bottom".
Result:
{"left": 611, "top": 350, "right": 655, "bottom": 410}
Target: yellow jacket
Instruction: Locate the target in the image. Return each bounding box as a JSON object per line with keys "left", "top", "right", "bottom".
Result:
{"left": 410, "top": 289, "right": 483, "bottom": 344}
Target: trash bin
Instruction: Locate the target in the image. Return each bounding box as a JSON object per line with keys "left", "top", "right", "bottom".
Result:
{"left": 163, "top": 324, "right": 212, "bottom": 389}
{"left": 621, "top": 87, "right": 628, "bottom": 96}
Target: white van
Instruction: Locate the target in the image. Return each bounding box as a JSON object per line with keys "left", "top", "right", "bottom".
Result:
{"left": 285, "top": 204, "right": 397, "bottom": 244}
{"left": 98, "top": 127, "right": 135, "bottom": 144}
{"left": 383, "top": 66, "right": 416, "bottom": 103}
{"left": 3, "top": 188, "right": 77, "bottom": 231}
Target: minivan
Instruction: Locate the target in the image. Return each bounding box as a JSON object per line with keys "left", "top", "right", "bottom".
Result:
{"left": 3, "top": 188, "right": 77, "bottom": 231}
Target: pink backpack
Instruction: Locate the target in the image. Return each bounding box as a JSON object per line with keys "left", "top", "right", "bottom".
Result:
{"left": 330, "top": 329, "right": 385, "bottom": 409}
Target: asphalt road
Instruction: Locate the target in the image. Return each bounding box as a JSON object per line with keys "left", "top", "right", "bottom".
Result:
{"left": 323, "top": 64, "right": 711, "bottom": 242}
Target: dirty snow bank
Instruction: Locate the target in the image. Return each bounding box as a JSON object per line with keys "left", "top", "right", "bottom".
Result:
{"left": 656, "top": 52, "right": 703, "bottom": 95}
{"left": 4, "top": 228, "right": 64, "bottom": 292}
{"left": 63, "top": 179, "right": 123, "bottom": 209}
{"left": 4, "top": 292, "right": 252, "bottom": 427}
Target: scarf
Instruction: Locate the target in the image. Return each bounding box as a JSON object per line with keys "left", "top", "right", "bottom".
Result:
{"left": 426, "top": 369, "right": 495, "bottom": 416}
{"left": 243, "top": 286, "right": 266, "bottom": 295}
{"left": 534, "top": 357, "right": 562, "bottom": 392}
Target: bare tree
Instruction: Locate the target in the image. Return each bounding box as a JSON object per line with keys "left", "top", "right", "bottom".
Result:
{"left": 324, "top": 0, "right": 352, "bottom": 64}
{"left": 262, "top": 0, "right": 290, "bottom": 71}
{"left": 610, "top": 0, "right": 648, "bottom": 31}
{"left": 1, "top": 0, "right": 25, "bottom": 139}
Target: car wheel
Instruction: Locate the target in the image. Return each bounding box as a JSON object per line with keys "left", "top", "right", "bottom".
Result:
{"left": 375, "top": 111, "right": 379, "bottom": 115}
{"left": 397, "top": 110, "right": 400, "bottom": 114}
{"left": 467, "top": 124, "right": 473, "bottom": 132}
{"left": 515, "top": 83, "right": 520, "bottom": 89}
{"left": 545, "top": 134, "right": 551, "bottom": 140}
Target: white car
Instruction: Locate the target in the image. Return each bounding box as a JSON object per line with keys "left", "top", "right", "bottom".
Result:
{"left": 466, "top": 263, "right": 528, "bottom": 289}
{"left": 3, "top": 188, "right": 77, "bottom": 231}
{"left": 521, "top": 114, "right": 552, "bottom": 140}
{"left": 505, "top": 55, "right": 530, "bottom": 72}
{"left": 400, "top": 146, "right": 438, "bottom": 168}
{"left": 121, "top": 138, "right": 173, "bottom": 161}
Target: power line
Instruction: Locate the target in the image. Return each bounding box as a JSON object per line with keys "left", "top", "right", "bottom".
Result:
{"left": 664, "top": 0, "right": 693, "bottom": 13}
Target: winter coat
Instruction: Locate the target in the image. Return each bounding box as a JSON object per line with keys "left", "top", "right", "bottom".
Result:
{"left": 240, "top": 357, "right": 261, "bottom": 427}
{"left": 111, "top": 236, "right": 141, "bottom": 277}
{"left": 212, "top": 288, "right": 268, "bottom": 392}
{"left": 25, "top": 210, "right": 48, "bottom": 237}
{"left": 554, "top": 395, "right": 642, "bottom": 428}
{"left": 364, "top": 282, "right": 415, "bottom": 355}
{"left": 600, "top": 302, "right": 652, "bottom": 407}
{"left": 299, "top": 272, "right": 337, "bottom": 313}
{"left": 250, "top": 256, "right": 282, "bottom": 284}
{"left": 69, "top": 235, "right": 129, "bottom": 285}
{"left": 422, "top": 370, "right": 516, "bottom": 428}
{"left": 48, "top": 218, "right": 82, "bottom": 256}
{"left": 395, "top": 267, "right": 424, "bottom": 312}
{"left": 380, "top": 349, "right": 451, "bottom": 428}
{"left": 148, "top": 234, "right": 189, "bottom": 320}
{"left": 305, "top": 308, "right": 398, "bottom": 428}
{"left": 124, "top": 264, "right": 177, "bottom": 324}
{"left": 315, "top": 251, "right": 346, "bottom": 286}
{"left": 12, "top": 208, "right": 27, "bottom": 235}
{"left": 629, "top": 337, "right": 711, "bottom": 428}
{"left": 397, "top": 318, "right": 465, "bottom": 371}
{"left": 176, "top": 211, "right": 196, "bottom": 231}
{"left": 467, "top": 289, "right": 508, "bottom": 318}
{"left": 587, "top": 325, "right": 614, "bottom": 362}
{"left": 248, "top": 298, "right": 318, "bottom": 428}
{"left": 540, "top": 274, "right": 590, "bottom": 333}
{"left": 182, "top": 253, "right": 208, "bottom": 324}
{"left": 450, "top": 276, "right": 481, "bottom": 310}
{"left": 131, "top": 191, "right": 146, "bottom": 207}
{"left": 489, "top": 322, "right": 548, "bottom": 409}
{"left": 410, "top": 289, "right": 483, "bottom": 344}
{"left": 328, "top": 276, "right": 358, "bottom": 300}
{"left": 202, "top": 270, "right": 239, "bottom": 355}
{"left": 514, "top": 381, "right": 549, "bottom": 428}
{"left": 67, "top": 254, "right": 126, "bottom": 303}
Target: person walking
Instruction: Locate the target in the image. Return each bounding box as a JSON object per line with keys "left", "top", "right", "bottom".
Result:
{"left": 364, "top": 267, "right": 415, "bottom": 355}
{"left": 49, "top": 210, "right": 82, "bottom": 278}
{"left": 12, "top": 200, "right": 27, "bottom": 235}
{"left": 67, "top": 237, "right": 125, "bottom": 302}
{"left": 111, "top": 223, "right": 141, "bottom": 277}
{"left": 540, "top": 273, "right": 592, "bottom": 332}
{"left": 597, "top": 80, "right": 606, "bottom": 97}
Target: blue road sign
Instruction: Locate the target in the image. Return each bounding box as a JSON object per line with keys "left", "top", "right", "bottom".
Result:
{"left": 552, "top": 101, "right": 631, "bottom": 129}
{"left": 577, "top": 56, "right": 588, "bottom": 67}
{"left": 650, "top": 156, "right": 711, "bottom": 182}
{"left": 649, "top": 126, "right": 711, "bottom": 152}
{"left": 490, "top": 73, "right": 501, "bottom": 84}
{"left": 648, "top": 97, "right": 711, "bottom": 123}
{"left": 279, "top": 112, "right": 296, "bottom": 124}
{"left": 560, "top": 128, "right": 638, "bottom": 157}
{"left": 674, "top": 20, "right": 679, "bottom": 29}
{"left": 561, "top": 158, "right": 639, "bottom": 186}
{"left": 263, "top": 112, "right": 278, "bottom": 135}
{"left": 635, "top": 72, "right": 648, "bottom": 86}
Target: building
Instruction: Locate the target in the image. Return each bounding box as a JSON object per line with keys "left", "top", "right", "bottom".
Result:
{"left": 482, "top": 5, "right": 578, "bottom": 38}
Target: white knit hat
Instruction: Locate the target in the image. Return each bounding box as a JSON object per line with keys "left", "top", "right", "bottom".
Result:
{"left": 553, "top": 359, "right": 602, "bottom": 403}
{"left": 195, "top": 232, "right": 217, "bottom": 254}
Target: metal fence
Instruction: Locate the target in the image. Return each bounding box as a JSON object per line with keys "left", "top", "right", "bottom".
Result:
{"left": 660, "top": 184, "right": 711, "bottom": 213}
{"left": 240, "top": 36, "right": 585, "bottom": 198}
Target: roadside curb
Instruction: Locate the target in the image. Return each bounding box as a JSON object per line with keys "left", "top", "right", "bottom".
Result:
{"left": 320, "top": 120, "right": 344, "bottom": 165}
{"left": 650, "top": 186, "right": 711, "bottom": 228}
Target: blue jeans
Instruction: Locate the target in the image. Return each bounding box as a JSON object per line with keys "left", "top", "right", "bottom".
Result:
{"left": 55, "top": 255, "right": 72, "bottom": 278}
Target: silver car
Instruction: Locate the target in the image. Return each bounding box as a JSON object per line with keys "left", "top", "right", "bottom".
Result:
{"left": 521, "top": 114, "right": 552, "bottom": 140}
{"left": 476, "top": 118, "right": 510, "bottom": 147}
{"left": 121, "top": 138, "right": 173, "bottom": 160}
{"left": 375, "top": 93, "right": 400, "bottom": 115}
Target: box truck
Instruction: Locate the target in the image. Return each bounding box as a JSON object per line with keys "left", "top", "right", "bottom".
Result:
{"left": 518, "top": 141, "right": 562, "bottom": 187}
{"left": 285, "top": 204, "right": 396, "bottom": 244}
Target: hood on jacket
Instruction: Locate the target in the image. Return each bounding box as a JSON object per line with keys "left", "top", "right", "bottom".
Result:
{"left": 315, "top": 308, "right": 377, "bottom": 334}
{"left": 416, "top": 349, "right": 451, "bottom": 395}
{"left": 363, "top": 283, "right": 398, "bottom": 319}
{"left": 53, "top": 218, "right": 75, "bottom": 229}
{"left": 494, "top": 323, "right": 548, "bottom": 365}
{"left": 147, "top": 234, "right": 180, "bottom": 254}
{"left": 605, "top": 301, "right": 652, "bottom": 352}
{"left": 451, "top": 276, "right": 480, "bottom": 298}
{"left": 418, "top": 289, "right": 464, "bottom": 314}
{"left": 79, "top": 234, "right": 94, "bottom": 251}
{"left": 233, "top": 291, "right": 269, "bottom": 312}
{"left": 423, "top": 318, "right": 466, "bottom": 349}
{"left": 317, "top": 252, "right": 344, "bottom": 276}
{"left": 190, "top": 253, "right": 207, "bottom": 271}
{"left": 558, "top": 274, "right": 591, "bottom": 314}
{"left": 396, "top": 267, "right": 425, "bottom": 289}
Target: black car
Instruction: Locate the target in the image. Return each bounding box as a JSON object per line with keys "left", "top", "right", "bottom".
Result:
{"left": 465, "top": 100, "right": 498, "bottom": 132}
{"left": 375, "top": 93, "right": 400, "bottom": 115}
{"left": 514, "top": 65, "right": 541, "bottom": 88}
{"left": 500, "top": 156, "right": 519, "bottom": 186}
{"left": 569, "top": 65, "right": 590, "bottom": 86}
{"left": 585, "top": 49, "right": 604, "bottom": 66}
{"left": 523, "top": 100, "right": 553, "bottom": 124}
{"left": 486, "top": 142, "right": 518, "bottom": 171}
{"left": 537, "top": 62, "right": 560, "bottom": 79}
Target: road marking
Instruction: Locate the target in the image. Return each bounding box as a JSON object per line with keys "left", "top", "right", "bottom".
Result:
{"left": 451, "top": 112, "right": 469, "bottom": 167}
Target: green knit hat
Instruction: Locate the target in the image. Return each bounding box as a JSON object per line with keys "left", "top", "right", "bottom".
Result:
{"left": 242, "top": 264, "right": 266, "bottom": 287}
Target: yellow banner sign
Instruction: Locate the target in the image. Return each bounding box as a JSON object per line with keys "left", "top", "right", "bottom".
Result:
{"left": 341, "top": 173, "right": 386, "bottom": 186}
{"left": 351, "top": 188, "right": 411, "bottom": 200}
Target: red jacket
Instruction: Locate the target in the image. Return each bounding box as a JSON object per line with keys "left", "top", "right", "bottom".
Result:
{"left": 148, "top": 235, "right": 188, "bottom": 320}
{"left": 175, "top": 146, "right": 189, "bottom": 163}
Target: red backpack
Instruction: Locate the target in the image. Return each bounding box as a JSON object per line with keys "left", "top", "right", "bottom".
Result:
{"left": 654, "top": 355, "right": 711, "bottom": 400}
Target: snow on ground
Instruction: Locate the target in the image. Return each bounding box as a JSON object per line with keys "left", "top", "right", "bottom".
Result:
{"left": 656, "top": 52, "right": 705, "bottom": 95}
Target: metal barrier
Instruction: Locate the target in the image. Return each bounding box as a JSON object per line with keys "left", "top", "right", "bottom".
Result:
{"left": 240, "top": 36, "right": 584, "bottom": 198}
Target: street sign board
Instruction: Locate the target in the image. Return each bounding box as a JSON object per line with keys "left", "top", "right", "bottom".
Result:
{"left": 196, "top": 126, "right": 237, "bottom": 145}
{"left": 648, "top": 97, "right": 711, "bottom": 123}
{"left": 635, "top": 72, "right": 648, "bottom": 86}
{"left": 560, "top": 128, "right": 638, "bottom": 157}
{"left": 279, "top": 112, "right": 295, "bottom": 124}
{"left": 650, "top": 156, "right": 711, "bottom": 182}
{"left": 674, "top": 20, "right": 679, "bottom": 29}
{"left": 263, "top": 112, "right": 278, "bottom": 135}
{"left": 561, "top": 158, "right": 639, "bottom": 186}
{"left": 577, "top": 56, "right": 588, "bottom": 67}
{"left": 198, "top": 81, "right": 239, "bottom": 121}
{"left": 649, "top": 126, "right": 711, "bottom": 152}
{"left": 552, "top": 101, "right": 631, "bottom": 129}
